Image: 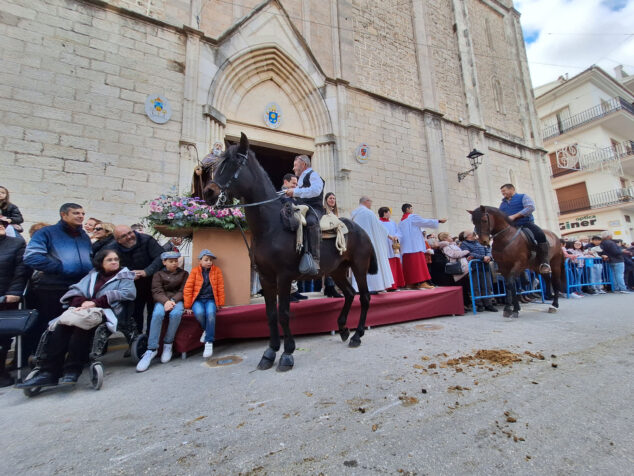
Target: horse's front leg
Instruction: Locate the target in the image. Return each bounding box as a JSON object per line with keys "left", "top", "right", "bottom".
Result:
{"left": 257, "top": 275, "right": 279, "bottom": 370}
{"left": 276, "top": 277, "right": 295, "bottom": 372}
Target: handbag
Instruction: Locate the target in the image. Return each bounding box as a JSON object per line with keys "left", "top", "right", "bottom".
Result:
{"left": 0, "top": 308, "right": 39, "bottom": 336}
{"left": 445, "top": 261, "right": 463, "bottom": 275}
{"left": 58, "top": 307, "right": 103, "bottom": 330}
{"left": 299, "top": 252, "right": 318, "bottom": 275}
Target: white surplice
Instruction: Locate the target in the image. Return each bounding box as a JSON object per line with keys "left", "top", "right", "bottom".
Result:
{"left": 350, "top": 205, "right": 394, "bottom": 292}
{"left": 398, "top": 214, "right": 439, "bottom": 255}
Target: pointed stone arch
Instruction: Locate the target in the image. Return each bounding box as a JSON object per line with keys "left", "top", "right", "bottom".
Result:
{"left": 208, "top": 44, "right": 332, "bottom": 139}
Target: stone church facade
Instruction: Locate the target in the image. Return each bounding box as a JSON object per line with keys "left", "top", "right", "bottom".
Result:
{"left": 0, "top": 0, "right": 556, "bottom": 233}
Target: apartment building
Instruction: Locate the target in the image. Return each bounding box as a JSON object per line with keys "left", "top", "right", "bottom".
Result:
{"left": 535, "top": 66, "right": 634, "bottom": 242}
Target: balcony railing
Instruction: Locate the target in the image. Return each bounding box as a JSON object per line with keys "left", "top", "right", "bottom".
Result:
{"left": 543, "top": 97, "right": 634, "bottom": 141}
{"left": 579, "top": 140, "right": 634, "bottom": 170}
{"left": 558, "top": 186, "right": 634, "bottom": 214}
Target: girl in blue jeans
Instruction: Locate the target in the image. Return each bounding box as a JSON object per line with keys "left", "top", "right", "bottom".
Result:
{"left": 136, "top": 251, "right": 189, "bottom": 372}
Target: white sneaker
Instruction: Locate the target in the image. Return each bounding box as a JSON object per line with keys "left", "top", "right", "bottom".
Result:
{"left": 161, "top": 343, "right": 173, "bottom": 363}
{"left": 571, "top": 293, "right": 583, "bottom": 299}
{"left": 199, "top": 331, "right": 206, "bottom": 343}
{"left": 203, "top": 342, "right": 213, "bottom": 358}
{"left": 136, "top": 349, "right": 157, "bottom": 372}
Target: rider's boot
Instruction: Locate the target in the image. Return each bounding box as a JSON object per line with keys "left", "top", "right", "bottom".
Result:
{"left": 537, "top": 242, "right": 551, "bottom": 274}
{"left": 308, "top": 225, "right": 321, "bottom": 274}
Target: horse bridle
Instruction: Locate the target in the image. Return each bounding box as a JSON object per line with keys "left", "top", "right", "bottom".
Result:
{"left": 211, "top": 151, "right": 249, "bottom": 207}
{"left": 210, "top": 151, "right": 285, "bottom": 209}
{"left": 481, "top": 211, "right": 522, "bottom": 248}
{"left": 481, "top": 211, "right": 512, "bottom": 240}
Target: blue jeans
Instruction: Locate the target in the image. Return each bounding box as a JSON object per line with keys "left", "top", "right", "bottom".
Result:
{"left": 192, "top": 298, "right": 216, "bottom": 343}
{"left": 609, "top": 262, "right": 626, "bottom": 291}
{"left": 147, "top": 301, "right": 184, "bottom": 350}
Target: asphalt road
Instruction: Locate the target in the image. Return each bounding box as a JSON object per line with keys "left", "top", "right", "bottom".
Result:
{"left": 1, "top": 293, "right": 633, "bottom": 475}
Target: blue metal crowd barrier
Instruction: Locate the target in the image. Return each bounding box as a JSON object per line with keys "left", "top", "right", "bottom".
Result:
{"left": 564, "top": 257, "right": 613, "bottom": 297}
{"left": 468, "top": 260, "right": 544, "bottom": 314}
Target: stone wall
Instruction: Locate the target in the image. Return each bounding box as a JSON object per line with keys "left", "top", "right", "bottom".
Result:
{"left": 424, "top": 0, "right": 468, "bottom": 122}
{"left": 468, "top": 0, "right": 524, "bottom": 140}
{"left": 0, "top": 0, "right": 185, "bottom": 228}
{"left": 351, "top": 0, "right": 422, "bottom": 108}
{"left": 344, "top": 90, "right": 432, "bottom": 216}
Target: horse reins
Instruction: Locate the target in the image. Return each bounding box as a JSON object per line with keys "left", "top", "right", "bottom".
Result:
{"left": 483, "top": 212, "right": 521, "bottom": 247}
{"left": 210, "top": 150, "right": 284, "bottom": 266}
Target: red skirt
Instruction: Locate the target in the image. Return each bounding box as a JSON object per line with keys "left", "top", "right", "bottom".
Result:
{"left": 402, "top": 252, "right": 431, "bottom": 284}
{"left": 388, "top": 257, "right": 405, "bottom": 289}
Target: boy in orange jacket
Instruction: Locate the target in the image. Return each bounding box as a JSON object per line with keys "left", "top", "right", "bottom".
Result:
{"left": 183, "top": 249, "right": 225, "bottom": 358}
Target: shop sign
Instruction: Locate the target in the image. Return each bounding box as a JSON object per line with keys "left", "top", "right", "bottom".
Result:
{"left": 559, "top": 214, "right": 597, "bottom": 231}
{"left": 145, "top": 94, "right": 172, "bottom": 124}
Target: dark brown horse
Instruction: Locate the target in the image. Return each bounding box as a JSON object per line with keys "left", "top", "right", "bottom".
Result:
{"left": 469, "top": 206, "right": 564, "bottom": 318}
{"left": 202, "top": 133, "right": 378, "bottom": 371}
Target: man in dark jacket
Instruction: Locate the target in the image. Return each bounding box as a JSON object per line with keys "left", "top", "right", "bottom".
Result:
{"left": 107, "top": 225, "right": 164, "bottom": 333}
{"left": 600, "top": 231, "right": 630, "bottom": 293}
{"left": 0, "top": 219, "right": 30, "bottom": 386}
{"left": 22, "top": 203, "right": 92, "bottom": 361}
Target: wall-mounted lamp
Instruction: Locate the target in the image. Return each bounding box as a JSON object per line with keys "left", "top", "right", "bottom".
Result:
{"left": 457, "top": 149, "right": 484, "bottom": 182}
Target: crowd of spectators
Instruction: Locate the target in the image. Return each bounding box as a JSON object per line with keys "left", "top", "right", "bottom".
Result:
{"left": 1, "top": 183, "right": 633, "bottom": 391}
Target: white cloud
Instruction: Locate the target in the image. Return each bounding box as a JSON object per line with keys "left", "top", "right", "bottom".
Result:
{"left": 515, "top": 0, "right": 634, "bottom": 87}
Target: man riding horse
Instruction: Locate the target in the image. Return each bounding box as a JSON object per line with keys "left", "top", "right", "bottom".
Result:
{"left": 284, "top": 155, "right": 324, "bottom": 274}
{"left": 499, "top": 183, "right": 551, "bottom": 274}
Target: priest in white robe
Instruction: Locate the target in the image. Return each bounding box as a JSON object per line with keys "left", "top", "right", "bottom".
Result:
{"left": 399, "top": 203, "right": 446, "bottom": 289}
{"left": 351, "top": 197, "right": 394, "bottom": 292}
{"left": 378, "top": 206, "right": 405, "bottom": 289}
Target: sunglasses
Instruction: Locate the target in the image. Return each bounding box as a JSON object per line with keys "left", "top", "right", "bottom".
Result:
{"left": 94, "top": 227, "right": 104, "bottom": 231}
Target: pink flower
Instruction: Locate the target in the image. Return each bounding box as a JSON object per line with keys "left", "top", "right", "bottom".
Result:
{"left": 167, "top": 212, "right": 175, "bottom": 219}
{"left": 155, "top": 206, "right": 163, "bottom": 213}
{"left": 201, "top": 213, "right": 208, "bottom": 219}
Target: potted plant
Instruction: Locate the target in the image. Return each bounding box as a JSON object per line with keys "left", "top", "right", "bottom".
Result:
{"left": 143, "top": 194, "right": 247, "bottom": 237}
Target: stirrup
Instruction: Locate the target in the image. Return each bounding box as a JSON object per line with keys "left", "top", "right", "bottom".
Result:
{"left": 539, "top": 263, "right": 551, "bottom": 274}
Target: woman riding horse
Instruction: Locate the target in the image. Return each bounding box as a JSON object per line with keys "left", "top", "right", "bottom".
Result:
{"left": 201, "top": 133, "right": 378, "bottom": 371}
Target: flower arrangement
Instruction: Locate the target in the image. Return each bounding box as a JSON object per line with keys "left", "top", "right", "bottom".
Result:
{"left": 143, "top": 194, "right": 247, "bottom": 232}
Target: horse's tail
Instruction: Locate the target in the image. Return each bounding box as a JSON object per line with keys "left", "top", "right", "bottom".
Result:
{"left": 368, "top": 247, "right": 378, "bottom": 275}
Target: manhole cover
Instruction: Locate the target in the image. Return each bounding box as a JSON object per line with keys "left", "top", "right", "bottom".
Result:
{"left": 415, "top": 324, "right": 444, "bottom": 331}
{"left": 205, "top": 355, "right": 243, "bottom": 367}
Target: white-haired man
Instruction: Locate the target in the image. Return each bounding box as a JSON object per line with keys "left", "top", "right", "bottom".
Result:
{"left": 285, "top": 155, "right": 324, "bottom": 273}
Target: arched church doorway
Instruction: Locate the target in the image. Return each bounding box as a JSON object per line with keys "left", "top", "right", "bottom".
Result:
{"left": 224, "top": 138, "right": 311, "bottom": 190}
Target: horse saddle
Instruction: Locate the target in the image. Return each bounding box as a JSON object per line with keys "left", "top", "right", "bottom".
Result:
{"left": 520, "top": 227, "right": 538, "bottom": 247}
{"left": 320, "top": 213, "right": 348, "bottom": 237}
{"left": 519, "top": 227, "right": 538, "bottom": 261}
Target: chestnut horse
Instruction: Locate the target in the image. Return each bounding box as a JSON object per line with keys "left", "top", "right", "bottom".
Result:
{"left": 469, "top": 206, "right": 563, "bottom": 318}
{"left": 202, "top": 133, "right": 378, "bottom": 371}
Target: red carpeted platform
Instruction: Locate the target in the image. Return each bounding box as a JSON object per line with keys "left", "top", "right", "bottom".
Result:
{"left": 172, "top": 286, "right": 464, "bottom": 354}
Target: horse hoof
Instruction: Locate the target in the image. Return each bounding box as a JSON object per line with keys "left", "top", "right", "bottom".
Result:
{"left": 548, "top": 306, "right": 558, "bottom": 314}
{"left": 349, "top": 337, "right": 361, "bottom": 348}
{"left": 503, "top": 310, "right": 512, "bottom": 318}
{"left": 511, "top": 312, "right": 519, "bottom": 318}
{"left": 257, "top": 348, "right": 276, "bottom": 370}
{"left": 340, "top": 329, "right": 350, "bottom": 342}
{"left": 276, "top": 353, "right": 294, "bottom": 372}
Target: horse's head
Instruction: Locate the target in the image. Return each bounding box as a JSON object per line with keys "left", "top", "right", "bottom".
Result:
{"left": 202, "top": 132, "right": 252, "bottom": 207}
{"left": 468, "top": 205, "right": 512, "bottom": 246}
{"left": 468, "top": 205, "right": 493, "bottom": 246}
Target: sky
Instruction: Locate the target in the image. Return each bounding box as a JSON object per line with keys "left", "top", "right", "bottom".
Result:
{"left": 515, "top": 0, "right": 634, "bottom": 87}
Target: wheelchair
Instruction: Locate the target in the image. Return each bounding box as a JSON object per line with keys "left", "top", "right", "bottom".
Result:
{"left": 22, "top": 302, "right": 147, "bottom": 397}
